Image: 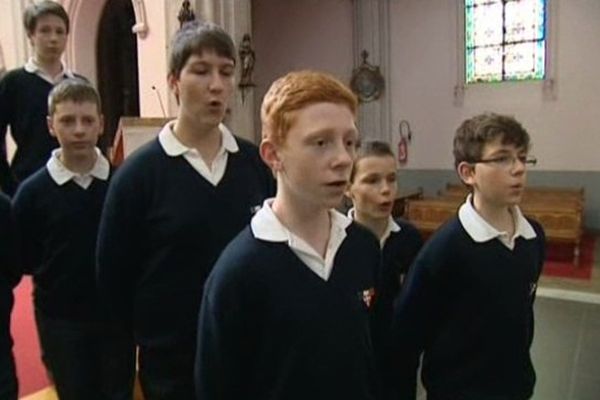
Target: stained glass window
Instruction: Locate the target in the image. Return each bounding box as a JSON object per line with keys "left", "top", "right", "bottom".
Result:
{"left": 465, "top": 0, "right": 546, "bottom": 83}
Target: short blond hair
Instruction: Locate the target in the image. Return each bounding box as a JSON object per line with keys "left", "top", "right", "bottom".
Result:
{"left": 260, "top": 70, "right": 358, "bottom": 145}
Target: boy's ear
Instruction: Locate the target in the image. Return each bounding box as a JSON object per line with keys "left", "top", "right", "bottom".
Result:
{"left": 167, "top": 74, "right": 179, "bottom": 98}
{"left": 259, "top": 140, "right": 282, "bottom": 172}
{"left": 46, "top": 116, "right": 57, "bottom": 138}
{"left": 457, "top": 161, "right": 475, "bottom": 186}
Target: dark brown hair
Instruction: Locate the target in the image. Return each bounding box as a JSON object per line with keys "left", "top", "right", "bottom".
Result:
{"left": 24, "top": 1, "right": 69, "bottom": 35}
{"left": 168, "top": 20, "right": 236, "bottom": 78}
{"left": 350, "top": 140, "right": 395, "bottom": 182}
{"left": 453, "top": 112, "right": 531, "bottom": 168}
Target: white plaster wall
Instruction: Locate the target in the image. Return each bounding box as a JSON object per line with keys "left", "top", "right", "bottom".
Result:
{"left": 252, "top": 0, "right": 354, "bottom": 132}
{"left": 137, "top": 1, "right": 175, "bottom": 117}
{"left": 0, "top": 0, "right": 28, "bottom": 71}
{"left": 390, "top": 0, "right": 600, "bottom": 171}
{"left": 62, "top": 0, "right": 108, "bottom": 87}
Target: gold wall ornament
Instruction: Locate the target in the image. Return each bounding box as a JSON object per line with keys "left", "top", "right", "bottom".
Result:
{"left": 350, "top": 50, "right": 385, "bottom": 103}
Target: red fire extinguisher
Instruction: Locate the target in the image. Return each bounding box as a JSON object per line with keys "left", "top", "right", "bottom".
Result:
{"left": 398, "top": 120, "right": 412, "bottom": 164}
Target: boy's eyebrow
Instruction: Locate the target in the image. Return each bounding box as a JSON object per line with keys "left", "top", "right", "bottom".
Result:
{"left": 487, "top": 147, "right": 527, "bottom": 156}
{"left": 188, "top": 59, "right": 234, "bottom": 68}
{"left": 305, "top": 127, "right": 358, "bottom": 138}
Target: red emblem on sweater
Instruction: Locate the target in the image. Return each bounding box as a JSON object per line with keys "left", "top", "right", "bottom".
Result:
{"left": 361, "top": 288, "right": 376, "bottom": 308}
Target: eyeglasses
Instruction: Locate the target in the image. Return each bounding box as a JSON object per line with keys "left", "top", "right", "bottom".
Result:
{"left": 469, "top": 155, "right": 537, "bottom": 170}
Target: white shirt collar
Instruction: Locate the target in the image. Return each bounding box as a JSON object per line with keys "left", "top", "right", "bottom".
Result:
{"left": 158, "top": 120, "right": 239, "bottom": 157}
{"left": 46, "top": 148, "right": 110, "bottom": 189}
{"left": 158, "top": 120, "right": 239, "bottom": 186}
{"left": 347, "top": 207, "right": 400, "bottom": 247}
{"left": 458, "top": 193, "right": 537, "bottom": 249}
{"left": 24, "top": 58, "right": 75, "bottom": 84}
{"left": 251, "top": 199, "right": 352, "bottom": 280}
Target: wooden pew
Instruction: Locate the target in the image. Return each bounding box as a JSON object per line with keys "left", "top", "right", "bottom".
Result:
{"left": 406, "top": 184, "right": 585, "bottom": 262}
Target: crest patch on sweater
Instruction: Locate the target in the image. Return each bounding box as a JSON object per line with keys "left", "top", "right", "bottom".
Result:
{"left": 360, "top": 288, "right": 376, "bottom": 308}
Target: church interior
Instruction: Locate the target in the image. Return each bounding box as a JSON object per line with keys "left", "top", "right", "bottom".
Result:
{"left": 1, "top": 0, "right": 599, "bottom": 399}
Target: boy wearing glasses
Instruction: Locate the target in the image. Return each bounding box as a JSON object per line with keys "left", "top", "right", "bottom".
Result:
{"left": 386, "top": 113, "right": 545, "bottom": 400}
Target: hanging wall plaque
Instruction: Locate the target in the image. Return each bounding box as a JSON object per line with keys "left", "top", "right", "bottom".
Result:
{"left": 350, "top": 50, "right": 385, "bottom": 102}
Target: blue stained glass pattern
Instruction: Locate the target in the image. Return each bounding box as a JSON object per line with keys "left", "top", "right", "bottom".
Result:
{"left": 465, "top": 0, "right": 546, "bottom": 83}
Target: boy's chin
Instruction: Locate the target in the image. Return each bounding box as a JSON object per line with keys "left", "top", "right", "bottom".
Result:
{"left": 320, "top": 195, "right": 345, "bottom": 210}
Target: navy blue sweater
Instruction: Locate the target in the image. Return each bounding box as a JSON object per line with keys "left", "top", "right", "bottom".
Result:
{"left": 0, "top": 69, "right": 85, "bottom": 195}
{"left": 97, "top": 137, "right": 274, "bottom": 347}
{"left": 386, "top": 217, "right": 545, "bottom": 400}
{"left": 12, "top": 169, "right": 110, "bottom": 321}
{"left": 371, "top": 219, "right": 423, "bottom": 371}
{"left": 0, "top": 192, "right": 18, "bottom": 361}
{"left": 378, "top": 219, "right": 423, "bottom": 328}
{"left": 196, "top": 223, "right": 382, "bottom": 400}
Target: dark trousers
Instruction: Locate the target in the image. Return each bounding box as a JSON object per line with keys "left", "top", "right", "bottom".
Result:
{"left": 138, "top": 339, "right": 196, "bottom": 400}
{"left": 0, "top": 353, "right": 17, "bottom": 400}
{"left": 35, "top": 310, "right": 136, "bottom": 400}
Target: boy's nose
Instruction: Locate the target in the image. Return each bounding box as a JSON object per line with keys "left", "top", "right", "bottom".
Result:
{"left": 511, "top": 157, "right": 527, "bottom": 174}
{"left": 208, "top": 73, "right": 225, "bottom": 91}
{"left": 74, "top": 122, "right": 86, "bottom": 135}
{"left": 332, "top": 145, "right": 353, "bottom": 169}
{"left": 381, "top": 181, "right": 392, "bottom": 194}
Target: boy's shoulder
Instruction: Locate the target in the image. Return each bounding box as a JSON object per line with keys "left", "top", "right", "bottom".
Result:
{"left": 217, "top": 225, "right": 281, "bottom": 269}
{"left": 392, "top": 218, "right": 423, "bottom": 240}
{"left": 111, "top": 139, "right": 163, "bottom": 180}
{"left": 206, "top": 226, "right": 268, "bottom": 289}
{"left": 0, "top": 67, "right": 28, "bottom": 88}
{"left": 14, "top": 168, "right": 52, "bottom": 196}
{"left": 72, "top": 72, "right": 88, "bottom": 82}
{"left": 0, "top": 191, "right": 9, "bottom": 213}
{"left": 524, "top": 216, "right": 545, "bottom": 240}
{"left": 346, "top": 221, "right": 380, "bottom": 249}
{"left": 1, "top": 67, "right": 27, "bottom": 81}
{"left": 231, "top": 135, "right": 263, "bottom": 163}
{"left": 417, "top": 216, "right": 467, "bottom": 259}
{"left": 232, "top": 134, "right": 258, "bottom": 152}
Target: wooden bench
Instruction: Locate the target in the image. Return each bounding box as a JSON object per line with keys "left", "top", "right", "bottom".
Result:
{"left": 406, "top": 184, "right": 585, "bottom": 262}
{"left": 392, "top": 188, "right": 424, "bottom": 218}
{"left": 441, "top": 183, "right": 584, "bottom": 206}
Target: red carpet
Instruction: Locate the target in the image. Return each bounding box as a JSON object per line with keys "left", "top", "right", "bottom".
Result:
{"left": 542, "top": 234, "right": 596, "bottom": 280}
{"left": 10, "top": 277, "right": 50, "bottom": 397}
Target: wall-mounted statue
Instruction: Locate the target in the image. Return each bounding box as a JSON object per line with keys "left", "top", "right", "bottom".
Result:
{"left": 178, "top": 0, "right": 196, "bottom": 29}
{"left": 238, "top": 34, "right": 255, "bottom": 87}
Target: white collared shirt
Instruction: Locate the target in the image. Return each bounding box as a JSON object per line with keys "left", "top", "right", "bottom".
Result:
{"left": 158, "top": 121, "right": 239, "bottom": 186}
{"left": 458, "top": 194, "right": 537, "bottom": 250}
{"left": 24, "top": 58, "right": 75, "bottom": 85}
{"left": 251, "top": 199, "right": 352, "bottom": 281}
{"left": 46, "top": 148, "right": 110, "bottom": 189}
{"left": 347, "top": 207, "right": 401, "bottom": 248}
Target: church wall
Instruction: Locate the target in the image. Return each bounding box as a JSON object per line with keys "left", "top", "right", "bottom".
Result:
{"left": 390, "top": 0, "right": 600, "bottom": 229}
{"left": 253, "top": 0, "right": 600, "bottom": 229}
{"left": 252, "top": 0, "right": 354, "bottom": 134}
